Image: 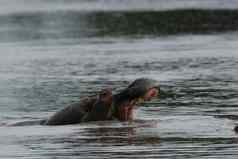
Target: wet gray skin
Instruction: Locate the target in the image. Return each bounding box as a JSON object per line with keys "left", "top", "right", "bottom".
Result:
{"left": 81, "top": 89, "right": 113, "bottom": 122}
{"left": 44, "top": 78, "right": 160, "bottom": 125}
{"left": 44, "top": 96, "right": 97, "bottom": 125}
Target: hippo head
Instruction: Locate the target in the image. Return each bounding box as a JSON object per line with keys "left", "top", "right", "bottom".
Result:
{"left": 113, "top": 78, "right": 160, "bottom": 121}
{"left": 127, "top": 78, "right": 160, "bottom": 101}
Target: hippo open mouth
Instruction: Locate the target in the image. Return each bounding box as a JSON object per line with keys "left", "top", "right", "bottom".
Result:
{"left": 117, "top": 103, "right": 134, "bottom": 121}
{"left": 112, "top": 78, "right": 160, "bottom": 121}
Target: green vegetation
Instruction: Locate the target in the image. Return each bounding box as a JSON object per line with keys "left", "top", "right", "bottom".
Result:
{"left": 86, "top": 9, "right": 238, "bottom": 36}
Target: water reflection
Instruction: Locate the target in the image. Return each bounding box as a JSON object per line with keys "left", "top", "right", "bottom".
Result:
{"left": 11, "top": 120, "right": 237, "bottom": 159}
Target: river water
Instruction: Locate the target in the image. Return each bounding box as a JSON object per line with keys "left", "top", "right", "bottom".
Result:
{"left": 1, "top": 0, "right": 238, "bottom": 158}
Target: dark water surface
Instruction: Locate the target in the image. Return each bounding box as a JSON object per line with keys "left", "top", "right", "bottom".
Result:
{"left": 1, "top": 0, "right": 238, "bottom": 158}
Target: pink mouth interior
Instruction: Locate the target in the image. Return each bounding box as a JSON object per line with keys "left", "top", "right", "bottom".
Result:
{"left": 118, "top": 106, "right": 133, "bottom": 121}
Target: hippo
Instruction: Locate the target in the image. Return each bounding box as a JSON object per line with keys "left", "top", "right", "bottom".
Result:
{"left": 80, "top": 89, "right": 113, "bottom": 122}
{"left": 44, "top": 78, "right": 160, "bottom": 125}
{"left": 45, "top": 89, "right": 112, "bottom": 125}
